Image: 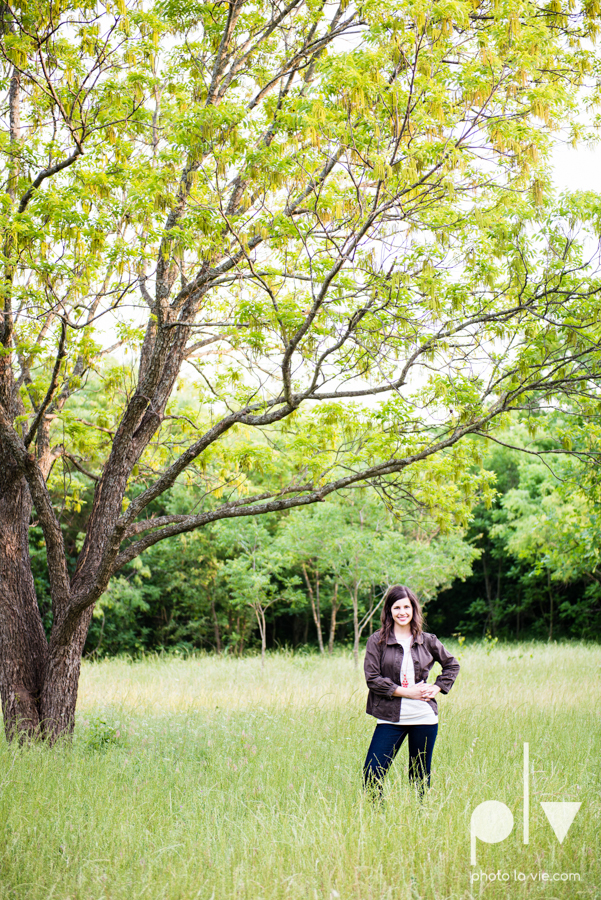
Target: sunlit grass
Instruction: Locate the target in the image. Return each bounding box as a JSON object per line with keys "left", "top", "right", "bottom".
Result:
{"left": 0, "top": 642, "right": 599, "bottom": 899}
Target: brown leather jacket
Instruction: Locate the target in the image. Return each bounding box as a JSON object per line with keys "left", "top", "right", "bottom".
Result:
{"left": 364, "top": 629, "right": 460, "bottom": 721}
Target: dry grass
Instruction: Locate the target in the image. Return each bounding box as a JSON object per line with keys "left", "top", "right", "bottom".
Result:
{"left": 0, "top": 641, "right": 599, "bottom": 899}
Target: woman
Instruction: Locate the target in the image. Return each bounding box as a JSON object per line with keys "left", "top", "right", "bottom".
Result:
{"left": 363, "top": 584, "right": 460, "bottom": 795}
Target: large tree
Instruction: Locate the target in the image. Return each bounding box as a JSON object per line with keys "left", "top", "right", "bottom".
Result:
{"left": 1, "top": 0, "right": 601, "bottom": 740}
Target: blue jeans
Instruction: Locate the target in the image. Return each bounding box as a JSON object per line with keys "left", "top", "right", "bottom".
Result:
{"left": 363, "top": 722, "right": 438, "bottom": 794}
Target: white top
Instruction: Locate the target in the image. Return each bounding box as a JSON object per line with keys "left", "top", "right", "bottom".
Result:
{"left": 376, "top": 636, "right": 438, "bottom": 726}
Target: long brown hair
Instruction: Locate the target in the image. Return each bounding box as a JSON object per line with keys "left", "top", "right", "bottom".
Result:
{"left": 378, "top": 584, "right": 424, "bottom": 644}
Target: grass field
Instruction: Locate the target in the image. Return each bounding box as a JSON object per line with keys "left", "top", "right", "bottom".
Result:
{"left": 0, "top": 641, "right": 599, "bottom": 900}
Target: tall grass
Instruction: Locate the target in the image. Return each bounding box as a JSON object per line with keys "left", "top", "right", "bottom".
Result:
{"left": 0, "top": 642, "right": 599, "bottom": 899}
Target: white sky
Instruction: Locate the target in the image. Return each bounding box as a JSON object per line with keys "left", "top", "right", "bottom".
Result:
{"left": 552, "top": 141, "right": 601, "bottom": 192}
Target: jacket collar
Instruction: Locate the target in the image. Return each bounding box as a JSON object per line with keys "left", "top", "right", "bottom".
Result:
{"left": 386, "top": 631, "right": 424, "bottom": 646}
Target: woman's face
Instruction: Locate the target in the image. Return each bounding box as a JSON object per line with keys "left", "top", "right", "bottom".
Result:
{"left": 391, "top": 597, "right": 413, "bottom": 627}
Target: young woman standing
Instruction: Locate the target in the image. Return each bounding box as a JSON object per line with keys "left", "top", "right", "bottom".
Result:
{"left": 363, "top": 584, "right": 460, "bottom": 794}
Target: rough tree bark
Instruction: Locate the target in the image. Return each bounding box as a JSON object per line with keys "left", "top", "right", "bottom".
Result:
{"left": 0, "top": 458, "right": 48, "bottom": 738}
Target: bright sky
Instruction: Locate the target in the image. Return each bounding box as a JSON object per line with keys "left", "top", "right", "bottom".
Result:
{"left": 552, "top": 141, "right": 601, "bottom": 192}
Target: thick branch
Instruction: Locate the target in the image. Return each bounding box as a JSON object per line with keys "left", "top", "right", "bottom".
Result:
{"left": 0, "top": 407, "right": 70, "bottom": 608}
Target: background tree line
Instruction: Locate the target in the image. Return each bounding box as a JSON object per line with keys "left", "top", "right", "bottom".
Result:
{"left": 29, "top": 396, "right": 601, "bottom": 657}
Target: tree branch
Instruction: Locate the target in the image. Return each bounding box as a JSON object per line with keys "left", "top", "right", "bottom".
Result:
{"left": 18, "top": 148, "right": 83, "bottom": 215}
{"left": 24, "top": 320, "right": 67, "bottom": 448}
{"left": 0, "top": 408, "right": 71, "bottom": 608}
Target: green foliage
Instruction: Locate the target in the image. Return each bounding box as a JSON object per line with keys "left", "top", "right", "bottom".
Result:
{"left": 89, "top": 528, "right": 222, "bottom": 656}
{"left": 4, "top": 0, "right": 601, "bottom": 513}
{"left": 81, "top": 715, "right": 125, "bottom": 752}
{"left": 429, "top": 412, "right": 601, "bottom": 639}
{"left": 82, "top": 485, "right": 479, "bottom": 656}
{"left": 18, "top": 401, "right": 597, "bottom": 653}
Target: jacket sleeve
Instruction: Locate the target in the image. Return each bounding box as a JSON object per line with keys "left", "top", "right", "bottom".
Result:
{"left": 428, "top": 634, "right": 460, "bottom": 695}
{"left": 364, "top": 633, "right": 397, "bottom": 698}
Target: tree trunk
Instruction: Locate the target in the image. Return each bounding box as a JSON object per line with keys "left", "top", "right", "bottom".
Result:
{"left": 239, "top": 615, "right": 247, "bottom": 656}
{"left": 209, "top": 592, "right": 222, "bottom": 653}
{"left": 547, "top": 572, "right": 553, "bottom": 641}
{"left": 482, "top": 554, "right": 494, "bottom": 636}
{"left": 328, "top": 583, "right": 339, "bottom": 655}
{"left": 40, "top": 607, "right": 94, "bottom": 740}
{"left": 0, "top": 457, "right": 48, "bottom": 740}
{"left": 365, "top": 587, "right": 374, "bottom": 636}
{"left": 254, "top": 604, "right": 267, "bottom": 669}
{"left": 352, "top": 584, "right": 359, "bottom": 670}
{"left": 302, "top": 563, "right": 324, "bottom": 654}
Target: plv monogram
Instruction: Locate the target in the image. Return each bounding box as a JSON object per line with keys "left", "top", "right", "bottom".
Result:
{"left": 470, "top": 743, "right": 581, "bottom": 865}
